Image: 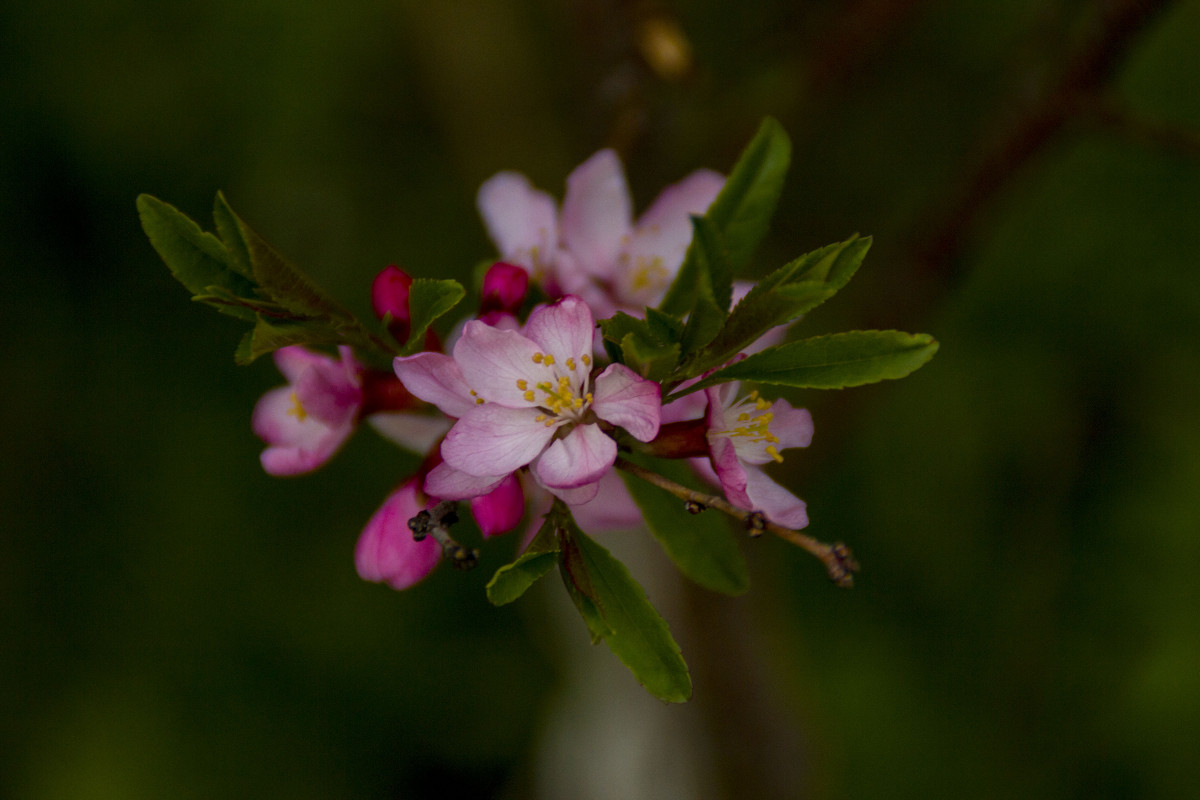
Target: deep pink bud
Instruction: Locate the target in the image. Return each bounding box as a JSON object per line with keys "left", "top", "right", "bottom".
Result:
{"left": 355, "top": 480, "right": 442, "bottom": 589}
{"left": 480, "top": 262, "right": 529, "bottom": 316}
{"left": 372, "top": 265, "right": 414, "bottom": 321}
{"left": 469, "top": 473, "right": 525, "bottom": 538}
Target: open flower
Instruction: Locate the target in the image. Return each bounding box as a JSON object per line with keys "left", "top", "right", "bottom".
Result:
{"left": 252, "top": 346, "right": 363, "bottom": 476}
{"left": 396, "top": 295, "right": 661, "bottom": 503}
{"left": 478, "top": 150, "right": 724, "bottom": 317}
{"left": 705, "top": 381, "right": 813, "bottom": 529}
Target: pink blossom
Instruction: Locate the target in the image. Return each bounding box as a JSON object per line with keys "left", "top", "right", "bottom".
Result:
{"left": 478, "top": 151, "right": 724, "bottom": 317}
{"left": 398, "top": 295, "right": 661, "bottom": 503}
{"left": 470, "top": 473, "right": 525, "bottom": 538}
{"left": 354, "top": 480, "right": 442, "bottom": 590}
{"left": 252, "top": 346, "right": 363, "bottom": 476}
{"left": 705, "top": 381, "right": 813, "bottom": 529}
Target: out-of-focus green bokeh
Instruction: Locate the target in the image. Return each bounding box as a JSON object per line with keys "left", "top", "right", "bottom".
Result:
{"left": 4, "top": 1, "right": 1199, "bottom": 797}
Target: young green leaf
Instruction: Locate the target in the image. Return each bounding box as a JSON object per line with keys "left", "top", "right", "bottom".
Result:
{"left": 236, "top": 315, "right": 346, "bottom": 365}
{"left": 620, "top": 333, "right": 680, "bottom": 383}
{"left": 660, "top": 118, "right": 791, "bottom": 315}
{"left": 233, "top": 215, "right": 350, "bottom": 321}
{"left": 137, "top": 194, "right": 255, "bottom": 299}
{"left": 686, "top": 330, "right": 939, "bottom": 393}
{"left": 399, "top": 279, "right": 466, "bottom": 356}
{"left": 619, "top": 457, "right": 749, "bottom": 596}
{"left": 212, "top": 192, "right": 254, "bottom": 279}
{"left": 487, "top": 516, "right": 563, "bottom": 606}
{"left": 568, "top": 529, "right": 692, "bottom": 702}
{"left": 677, "top": 217, "right": 731, "bottom": 359}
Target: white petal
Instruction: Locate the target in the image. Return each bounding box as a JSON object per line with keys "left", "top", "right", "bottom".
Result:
{"left": 559, "top": 150, "right": 632, "bottom": 278}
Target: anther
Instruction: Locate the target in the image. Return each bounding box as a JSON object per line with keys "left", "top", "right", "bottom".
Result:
{"left": 745, "top": 511, "right": 768, "bottom": 537}
{"left": 685, "top": 500, "right": 707, "bottom": 514}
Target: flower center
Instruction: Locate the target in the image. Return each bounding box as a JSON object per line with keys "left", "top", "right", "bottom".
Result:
{"left": 287, "top": 390, "right": 308, "bottom": 421}
{"left": 519, "top": 351, "right": 594, "bottom": 427}
{"left": 719, "top": 391, "right": 783, "bottom": 462}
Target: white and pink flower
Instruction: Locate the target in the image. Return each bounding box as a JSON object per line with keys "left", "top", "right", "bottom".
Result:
{"left": 252, "top": 345, "right": 363, "bottom": 476}
{"left": 704, "top": 381, "right": 813, "bottom": 529}
{"left": 395, "top": 295, "right": 661, "bottom": 504}
{"left": 477, "top": 150, "right": 724, "bottom": 317}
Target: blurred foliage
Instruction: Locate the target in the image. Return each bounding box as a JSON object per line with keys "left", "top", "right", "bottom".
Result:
{"left": 3, "top": 0, "right": 1200, "bottom": 798}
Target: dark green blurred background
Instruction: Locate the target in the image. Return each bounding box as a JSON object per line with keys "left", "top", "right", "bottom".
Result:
{"left": 4, "top": 1, "right": 1199, "bottom": 797}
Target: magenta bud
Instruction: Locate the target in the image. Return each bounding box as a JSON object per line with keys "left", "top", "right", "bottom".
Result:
{"left": 371, "top": 265, "right": 414, "bottom": 322}
{"left": 480, "top": 262, "right": 529, "bottom": 315}
{"left": 469, "top": 473, "right": 525, "bottom": 538}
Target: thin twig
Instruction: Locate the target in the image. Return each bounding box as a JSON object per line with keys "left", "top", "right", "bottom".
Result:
{"left": 614, "top": 456, "right": 859, "bottom": 587}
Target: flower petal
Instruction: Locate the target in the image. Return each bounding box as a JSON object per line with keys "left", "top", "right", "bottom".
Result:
{"left": 477, "top": 171, "right": 558, "bottom": 271}
{"left": 742, "top": 466, "right": 809, "bottom": 529}
{"left": 452, "top": 320, "right": 545, "bottom": 407}
{"left": 535, "top": 424, "right": 616, "bottom": 489}
{"left": 440, "top": 404, "right": 555, "bottom": 476}
{"left": 707, "top": 433, "right": 752, "bottom": 510}
{"left": 591, "top": 363, "right": 661, "bottom": 442}
{"left": 355, "top": 481, "right": 443, "bottom": 590}
{"left": 252, "top": 385, "right": 351, "bottom": 476}
{"left": 770, "top": 400, "right": 814, "bottom": 451}
{"left": 392, "top": 351, "right": 478, "bottom": 418}
{"left": 523, "top": 295, "right": 594, "bottom": 362}
{"left": 273, "top": 345, "right": 332, "bottom": 383}
{"left": 470, "top": 474, "right": 525, "bottom": 538}
{"left": 559, "top": 149, "right": 632, "bottom": 278}
{"left": 570, "top": 469, "right": 643, "bottom": 531}
{"left": 424, "top": 462, "right": 509, "bottom": 500}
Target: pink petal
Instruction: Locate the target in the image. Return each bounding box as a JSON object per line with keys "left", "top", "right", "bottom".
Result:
{"left": 770, "top": 400, "right": 814, "bottom": 451}
{"left": 559, "top": 150, "right": 632, "bottom": 278}
{"left": 570, "top": 469, "right": 644, "bottom": 531}
{"left": 370, "top": 265, "right": 414, "bottom": 321}
{"left": 523, "top": 295, "right": 595, "bottom": 363}
{"left": 440, "top": 404, "right": 555, "bottom": 476}
{"left": 424, "top": 462, "right": 509, "bottom": 501}
{"left": 591, "top": 363, "right": 661, "bottom": 442}
{"left": 707, "top": 433, "right": 752, "bottom": 511}
{"left": 293, "top": 360, "right": 361, "bottom": 426}
{"left": 392, "top": 352, "right": 478, "bottom": 418}
{"left": 252, "top": 385, "right": 352, "bottom": 476}
{"left": 273, "top": 345, "right": 334, "bottom": 383}
{"left": 480, "top": 262, "right": 529, "bottom": 314}
{"left": 470, "top": 474, "right": 525, "bottom": 538}
{"left": 477, "top": 171, "right": 558, "bottom": 270}
{"left": 535, "top": 424, "right": 616, "bottom": 489}
{"left": 543, "top": 479, "right": 600, "bottom": 506}
{"left": 742, "top": 466, "right": 809, "bottom": 529}
{"left": 452, "top": 320, "right": 545, "bottom": 407}
{"left": 355, "top": 481, "right": 443, "bottom": 590}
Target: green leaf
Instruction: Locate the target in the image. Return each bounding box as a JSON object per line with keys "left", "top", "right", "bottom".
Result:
{"left": 399, "top": 279, "right": 466, "bottom": 356}
{"left": 192, "top": 285, "right": 290, "bottom": 322}
{"left": 661, "top": 118, "right": 791, "bottom": 315}
{"left": 677, "top": 217, "right": 731, "bottom": 359}
{"left": 137, "top": 194, "right": 255, "bottom": 299}
{"left": 236, "top": 315, "right": 346, "bottom": 365}
{"left": 487, "top": 519, "right": 562, "bottom": 606}
{"left": 752, "top": 234, "right": 872, "bottom": 298}
{"left": 566, "top": 529, "right": 692, "bottom": 702}
{"left": 644, "top": 308, "right": 685, "bottom": 344}
{"left": 619, "top": 456, "right": 749, "bottom": 595}
{"left": 233, "top": 215, "right": 350, "bottom": 320}
{"left": 619, "top": 333, "right": 680, "bottom": 383}
{"left": 212, "top": 192, "right": 253, "bottom": 279}
{"left": 688, "top": 330, "right": 939, "bottom": 393}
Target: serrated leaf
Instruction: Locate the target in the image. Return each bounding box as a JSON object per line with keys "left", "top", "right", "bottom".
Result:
{"left": 568, "top": 529, "right": 692, "bottom": 702}
{"left": 676, "top": 282, "right": 836, "bottom": 380}
{"left": 619, "top": 456, "right": 749, "bottom": 595}
{"left": 661, "top": 118, "right": 791, "bottom": 315}
{"left": 399, "top": 279, "right": 466, "bottom": 356}
{"left": 192, "top": 285, "right": 291, "bottom": 322}
{"left": 620, "top": 332, "right": 680, "bottom": 382}
{"left": 600, "top": 312, "right": 657, "bottom": 346}
{"left": 234, "top": 216, "right": 349, "bottom": 320}
{"left": 236, "top": 315, "right": 345, "bottom": 365}
{"left": 677, "top": 217, "right": 731, "bottom": 359}
{"left": 212, "top": 192, "right": 253, "bottom": 279}
{"left": 751, "top": 234, "right": 872, "bottom": 299}
{"left": 137, "top": 194, "right": 255, "bottom": 298}
{"left": 687, "top": 330, "right": 939, "bottom": 393}
{"left": 644, "top": 308, "right": 684, "bottom": 344}
{"left": 487, "top": 515, "right": 563, "bottom": 605}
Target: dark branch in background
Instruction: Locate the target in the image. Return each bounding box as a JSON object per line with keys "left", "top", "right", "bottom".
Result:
{"left": 1086, "top": 95, "right": 1200, "bottom": 159}
{"left": 906, "top": 0, "right": 1177, "bottom": 300}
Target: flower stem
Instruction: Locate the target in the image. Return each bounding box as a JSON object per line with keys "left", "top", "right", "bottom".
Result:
{"left": 613, "top": 456, "right": 859, "bottom": 587}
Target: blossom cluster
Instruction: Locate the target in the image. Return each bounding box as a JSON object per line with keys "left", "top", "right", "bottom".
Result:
{"left": 252, "top": 150, "right": 814, "bottom": 590}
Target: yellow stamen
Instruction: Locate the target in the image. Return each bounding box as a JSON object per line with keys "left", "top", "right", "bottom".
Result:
{"left": 523, "top": 390, "right": 535, "bottom": 402}
{"left": 532, "top": 353, "right": 544, "bottom": 364}
{"left": 516, "top": 379, "right": 527, "bottom": 390}
{"left": 765, "top": 445, "right": 783, "bottom": 463}
{"left": 287, "top": 391, "right": 307, "bottom": 421}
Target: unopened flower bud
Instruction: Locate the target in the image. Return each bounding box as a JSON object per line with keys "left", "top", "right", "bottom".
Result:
{"left": 480, "top": 262, "right": 528, "bottom": 316}
{"left": 469, "top": 474, "right": 525, "bottom": 538}
{"left": 372, "top": 265, "right": 414, "bottom": 343}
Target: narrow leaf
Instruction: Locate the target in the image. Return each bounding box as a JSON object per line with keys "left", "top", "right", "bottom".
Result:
{"left": 212, "top": 192, "right": 253, "bottom": 279}
{"left": 688, "top": 330, "right": 939, "bottom": 393}
{"left": 237, "top": 315, "right": 345, "bottom": 365}
{"left": 137, "top": 194, "right": 254, "bottom": 298}
{"left": 620, "top": 457, "right": 749, "bottom": 595}
{"left": 399, "top": 279, "right": 466, "bottom": 355}
{"left": 487, "top": 516, "right": 563, "bottom": 605}
{"left": 660, "top": 118, "right": 792, "bottom": 315}
{"left": 237, "top": 217, "right": 350, "bottom": 320}
{"left": 571, "top": 529, "right": 692, "bottom": 702}
{"left": 677, "top": 217, "right": 731, "bottom": 359}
